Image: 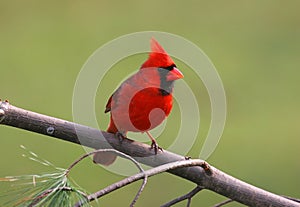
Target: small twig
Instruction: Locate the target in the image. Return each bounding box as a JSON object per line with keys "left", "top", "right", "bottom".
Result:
{"left": 213, "top": 199, "right": 234, "bottom": 207}
{"left": 65, "top": 149, "right": 144, "bottom": 176}
{"left": 130, "top": 176, "right": 148, "bottom": 207}
{"left": 74, "top": 160, "right": 211, "bottom": 207}
{"left": 65, "top": 148, "right": 147, "bottom": 206}
{"left": 160, "top": 185, "right": 204, "bottom": 207}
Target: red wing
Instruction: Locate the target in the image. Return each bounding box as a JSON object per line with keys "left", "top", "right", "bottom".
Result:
{"left": 104, "top": 76, "right": 131, "bottom": 114}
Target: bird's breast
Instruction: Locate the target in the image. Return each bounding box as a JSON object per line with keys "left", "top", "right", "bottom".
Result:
{"left": 111, "top": 87, "right": 173, "bottom": 132}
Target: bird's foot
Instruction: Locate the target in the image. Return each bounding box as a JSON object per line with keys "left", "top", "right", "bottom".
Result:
{"left": 115, "top": 132, "right": 126, "bottom": 143}
{"left": 150, "top": 140, "right": 163, "bottom": 154}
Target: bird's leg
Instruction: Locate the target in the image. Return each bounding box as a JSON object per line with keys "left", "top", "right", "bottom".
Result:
{"left": 145, "top": 131, "right": 163, "bottom": 154}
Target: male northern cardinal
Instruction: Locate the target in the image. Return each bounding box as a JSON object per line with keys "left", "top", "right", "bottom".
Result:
{"left": 93, "top": 38, "right": 183, "bottom": 165}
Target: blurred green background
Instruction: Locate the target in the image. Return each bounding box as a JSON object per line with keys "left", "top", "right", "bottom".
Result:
{"left": 1, "top": 1, "right": 299, "bottom": 206}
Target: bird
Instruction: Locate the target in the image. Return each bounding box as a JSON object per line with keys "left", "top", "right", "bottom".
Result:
{"left": 93, "top": 38, "right": 184, "bottom": 165}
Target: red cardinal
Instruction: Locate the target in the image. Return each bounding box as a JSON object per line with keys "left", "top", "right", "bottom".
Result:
{"left": 93, "top": 38, "right": 183, "bottom": 165}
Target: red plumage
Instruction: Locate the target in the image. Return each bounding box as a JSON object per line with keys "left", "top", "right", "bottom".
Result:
{"left": 93, "top": 38, "right": 183, "bottom": 165}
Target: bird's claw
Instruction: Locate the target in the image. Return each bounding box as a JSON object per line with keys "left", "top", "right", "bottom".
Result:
{"left": 150, "top": 141, "right": 163, "bottom": 154}
{"left": 115, "top": 132, "right": 126, "bottom": 143}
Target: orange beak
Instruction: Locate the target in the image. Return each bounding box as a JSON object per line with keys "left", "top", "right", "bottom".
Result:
{"left": 166, "top": 67, "right": 184, "bottom": 81}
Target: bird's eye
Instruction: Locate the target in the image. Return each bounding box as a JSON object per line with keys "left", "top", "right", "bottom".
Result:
{"left": 163, "top": 64, "right": 176, "bottom": 71}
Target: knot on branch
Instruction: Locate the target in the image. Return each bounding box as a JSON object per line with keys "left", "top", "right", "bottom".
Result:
{"left": 200, "top": 162, "right": 213, "bottom": 176}
{"left": 46, "top": 126, "right": 55, "bottom": 135}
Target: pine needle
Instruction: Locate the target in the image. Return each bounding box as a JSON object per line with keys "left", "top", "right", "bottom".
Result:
{"left": 0, "top": 146, "right": 94, "bottom": 207}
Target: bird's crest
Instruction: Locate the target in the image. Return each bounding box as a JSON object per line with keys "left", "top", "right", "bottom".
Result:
{"left": 141, "top": 38, "right": 175, "bottom": 69}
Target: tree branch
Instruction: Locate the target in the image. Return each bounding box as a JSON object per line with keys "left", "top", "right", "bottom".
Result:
{"left": 75, "top": 159, "right": 210, "bottom": 207}
{"left": 0, "top": 101, "right": 299, "bottom": 207}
